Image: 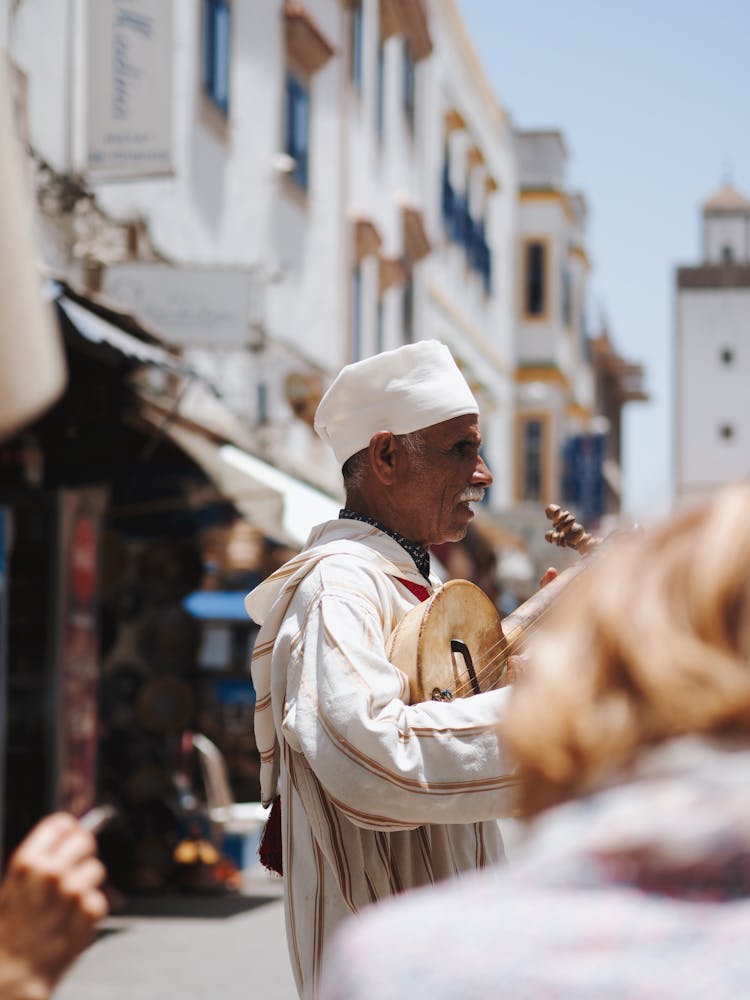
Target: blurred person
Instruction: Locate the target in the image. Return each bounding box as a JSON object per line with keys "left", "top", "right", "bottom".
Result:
{"left": 317, "top": 484, "right": 750, "bottom": 999}
{"left": 245, "top": 340, "right": 554, "bottom": 996}
{"left": 0, "top": 58, "right": 106, "bottom": 1000}
{"left": 0, "top": 812, "right": 108, "bottom": 1000}
{"left": 0, "top": 58, "right": 66, "bottom": 443}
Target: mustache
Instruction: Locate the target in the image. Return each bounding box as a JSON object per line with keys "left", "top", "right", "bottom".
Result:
{"left": 458, "top": 488, "right": 485, "bottom": 503}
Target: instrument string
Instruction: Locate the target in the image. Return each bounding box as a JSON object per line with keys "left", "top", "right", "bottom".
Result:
{"left": 451, "top": 586, "right": 568, "bottom": 698}
{"left": 435, "top": 509, "right": 604, "bottom": 698}
{"left": 453, "top": 633, "right": 515, "bottom": 698}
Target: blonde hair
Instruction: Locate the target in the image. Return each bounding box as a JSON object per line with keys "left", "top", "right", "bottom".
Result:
{"left": 503, "top": 484, "right": 750, "bottom": 818}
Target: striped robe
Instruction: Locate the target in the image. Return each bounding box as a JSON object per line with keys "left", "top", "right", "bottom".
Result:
{"left": 245, "top": 519, "right": 517, "bottom": 997}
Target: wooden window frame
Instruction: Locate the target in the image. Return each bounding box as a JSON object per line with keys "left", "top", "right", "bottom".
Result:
{"left": 522, "top": 238, "right": 550, "bottom": 321}
{"left": 514, "top": 412, "right": 550, "bottom": 503}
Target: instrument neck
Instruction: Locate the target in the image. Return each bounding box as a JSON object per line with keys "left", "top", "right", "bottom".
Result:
{"left": 500, "top": 560, "right": 587, "bottom": 654}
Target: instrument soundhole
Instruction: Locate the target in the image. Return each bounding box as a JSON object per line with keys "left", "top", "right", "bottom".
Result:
{"left": 450, "top": 639, "right": 481, "bottom": 695}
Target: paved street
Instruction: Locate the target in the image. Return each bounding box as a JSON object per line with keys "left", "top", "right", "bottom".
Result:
{"left": 55, "top": 822, "right": 523, "bottom": 1000}
{"left": 56, "top": 874, "right": 297, "bottom": 1000}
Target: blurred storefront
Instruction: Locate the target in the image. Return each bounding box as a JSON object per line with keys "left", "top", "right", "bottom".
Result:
{"left": 0, "top": 278, "right": 335, "bottom": 889}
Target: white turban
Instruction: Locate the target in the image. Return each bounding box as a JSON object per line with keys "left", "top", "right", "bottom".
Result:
{"left": 314, "top": 340, "right": 479, "bottom": 466}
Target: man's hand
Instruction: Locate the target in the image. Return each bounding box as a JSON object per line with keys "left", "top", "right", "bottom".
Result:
{"left": 505, "top": 568, "right": 559, "bottom": 683}
{"left": 0, "top": 812, "right": 108, "bottom": 999}
{"left": 505, "top": 654, "right": 528, "bottom": 684}
{"left": 539, "top": 567, "right": 558, "bottom": 588}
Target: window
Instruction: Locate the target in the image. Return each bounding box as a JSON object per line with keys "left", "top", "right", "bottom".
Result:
{"left": 722, "top": 244, "right": 734, "bottom": 264}
{"left": 561, "top": 268, "right": 572, "bottom": 326}
{"left": 351, "top": 265, "right": 363, "bottom": 360}
{"left": 525, "top": 241, "right": 546, "bottom": 317}
{"left": 441, "top": 145, "right": 454, "bottom": 228}
{"left": 203, "top": 0, "right": 231, "bottom": 115}
{"left": 467, "top": 217, "right": 491, "bottom": 295}
{"left": 521, "top": 419, "right": 543, "bottom": 500}
{"left": 562, "top": 433, "right": 606, "bottom": 524}
{"left": 441, "top": 142, "right": 492, "bottom": 292}
{"left": 284, "top": 73, "right": 310, "bottom": 190}
{"left": 257, "top": 382, "right": 268, "bottom": 426}
{"left": 350, "top": 1, "right": 363, "bottom": 91}
{"left": 482, "top": 243, "right": 492, "bottom": 295}
{"left": 448, "top": 192, "right": 471, "bottom": 248}
{"left": 719, "top": 423, "right": 735, "bottom": 440}
{"left": 375, "top": 298, "right": 385, "bottom": 353}
{"left": 375, "top": 41, "right": 385, "bottom": 139}
{"left": 402, "top": 40, "right": 415, "bottom": 130}
{"left": 720, "top": 347, "right": 735, "bottom": 365}
{"left": 477, "top": 221, "right": 492, "bottom": 296}
{"left": 402, "top": 270, "right": 414, "bottom": 343}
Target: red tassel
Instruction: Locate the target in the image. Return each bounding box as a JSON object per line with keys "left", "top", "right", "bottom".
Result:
{"left": 258, "top": 795, "right": 283, "bottom": 876}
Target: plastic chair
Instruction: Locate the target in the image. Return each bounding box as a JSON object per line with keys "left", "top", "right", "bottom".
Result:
{"left": 190, "top": 732, "right": 268, "bottom": 850}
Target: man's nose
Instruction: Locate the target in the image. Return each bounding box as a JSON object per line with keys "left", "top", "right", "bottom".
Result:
{"left": 472, "top": 454, "right": 493, "bottom": 488}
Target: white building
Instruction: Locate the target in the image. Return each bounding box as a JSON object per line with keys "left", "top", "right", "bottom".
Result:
{"left": 674, "top": 182, "right": 750, "bottom": 509}
{"left": 3, "top": 0, "right": 637, "bottom": 574}
{"left": 507, "top": 129, "right": 599, "bottom": 565}
{"left": 414, "top": 0, "right": 517, "bottom": 509}
{"left": 3, "top": 0, "right": 519, "bottom": 515}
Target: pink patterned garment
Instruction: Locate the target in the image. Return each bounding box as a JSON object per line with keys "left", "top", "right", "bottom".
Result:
{"left": 317, "top": 738, "right": 750, "bottom": 999}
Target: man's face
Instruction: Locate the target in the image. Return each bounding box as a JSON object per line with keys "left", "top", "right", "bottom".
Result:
{"left": 396, "top": 413, "right": 493, "bottom": 546}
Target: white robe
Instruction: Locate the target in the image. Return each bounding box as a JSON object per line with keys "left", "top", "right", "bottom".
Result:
{"left": 245, "top": 519, "right": 517, "bottom": 996}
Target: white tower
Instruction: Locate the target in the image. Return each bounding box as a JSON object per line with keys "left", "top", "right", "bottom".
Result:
{"left": 674, "top": 183, "right": 750, "bottom": 509}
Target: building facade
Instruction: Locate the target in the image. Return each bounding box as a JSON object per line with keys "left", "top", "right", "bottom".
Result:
{"left": 4, "top": 0, "right": 519, "bottom": 508}
{"left": 0, "top": 0, "right": 648, "bottom": 877}
{"left": 588, "top": 325, "right": 648, "bottom": 519}
{"left": 505, "top": 130, "right": 594, "bottom": 574}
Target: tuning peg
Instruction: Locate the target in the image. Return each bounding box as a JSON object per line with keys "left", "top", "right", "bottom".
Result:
{"left": 543, "top": 502, "right": 602, "bottom": 555}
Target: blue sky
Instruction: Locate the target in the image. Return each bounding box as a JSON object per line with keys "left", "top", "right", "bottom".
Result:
{"left": 457, "top": 0, "right": 750, "bottom": 520}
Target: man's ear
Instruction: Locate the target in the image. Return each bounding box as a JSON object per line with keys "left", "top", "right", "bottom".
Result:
{"left": 369, "top": 431, "right": 399, "bottom": 485}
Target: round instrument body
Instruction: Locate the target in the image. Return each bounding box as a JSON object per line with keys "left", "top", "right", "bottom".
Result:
{"left": 387, "top": 579, "right": 508, "bottom": 703}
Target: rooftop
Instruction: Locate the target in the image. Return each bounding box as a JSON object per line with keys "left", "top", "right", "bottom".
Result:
{"left": 703, "top": 182, "right": 750, "bottom": 214}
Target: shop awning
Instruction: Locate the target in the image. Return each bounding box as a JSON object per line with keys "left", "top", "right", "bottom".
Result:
{"left": 51, "top": 281, "right": 205, "bottom": 381}
{"left": 57, "top": 294, "right": 179, "bottom": 368}
{"left": 149, "top": 415, "right": 340, "bottom": 549}
{"left": 183, "top": 591, "right": 250, "bottom": 622}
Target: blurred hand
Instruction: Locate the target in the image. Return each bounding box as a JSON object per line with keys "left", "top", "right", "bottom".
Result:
{"left": 539, "top": 567, "right": 558, "bottom": 588}
{"left": 505, "top": 569, "right": 559, "bottom": 683}
{"left": 0, "top": 812, "right": 108, "bottom": 999}
{"left": 505, "top": 653, "right": 529, "bottom": 684}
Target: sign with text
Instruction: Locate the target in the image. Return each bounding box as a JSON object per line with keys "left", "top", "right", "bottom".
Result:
{"left": 103, "top": 263, "right": 256, "bottom": 346}
{"left": 86, "top": 0, "right": 173, "bottom": 178}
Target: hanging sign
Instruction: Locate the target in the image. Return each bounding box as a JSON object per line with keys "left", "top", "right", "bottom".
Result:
{"left": 86, "top": 0, "right": 173, "bottom": 178}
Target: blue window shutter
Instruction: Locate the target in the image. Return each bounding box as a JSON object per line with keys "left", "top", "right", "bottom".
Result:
{"left": 203, "top": 0, "right": 231, "bottom": 115}
{"left": 285, "top": 73, "right": 310, "bottom": 190}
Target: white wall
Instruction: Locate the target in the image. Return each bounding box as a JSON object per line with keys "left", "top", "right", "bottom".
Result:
{"left": 7, "top": 0, "right": 72, "bottom": 171}
{"left": 675, "top": 285, "right": 750, "bottom": 504}
{"left": 515, "top": 197, "right": 567, "bottom": 369}
{"left": 704, "top": 213, "right": 750, "bottom": 264}
{"left": 517, "top": 131, "right": 566, "bottom": 190}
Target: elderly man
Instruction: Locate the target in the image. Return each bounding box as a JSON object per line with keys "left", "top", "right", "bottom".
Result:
{"left": 245, "top": 341, "right": 518, "bottom": 996}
